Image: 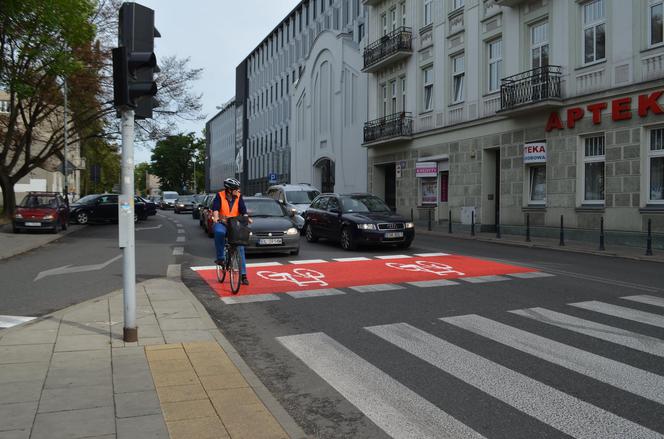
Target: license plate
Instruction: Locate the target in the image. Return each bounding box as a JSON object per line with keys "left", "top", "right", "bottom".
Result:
{"left": 258, "top": 238, "right": 283, "bottom": 245}
{"left": 25, "top": 222, "right": 42, "bottom": 227}
{"left": 385, "top": 231, "right": 403, "bottom": 238}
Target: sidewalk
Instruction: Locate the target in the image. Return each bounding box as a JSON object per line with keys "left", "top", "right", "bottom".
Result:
{"left": 0, "top": 267, "right": 306, "bottom": 439}
{"left": 417, "top": 222, "right": 664, "bottom": 263}
{"left": 0, "top": 224, "right": 82, "bottom": 261}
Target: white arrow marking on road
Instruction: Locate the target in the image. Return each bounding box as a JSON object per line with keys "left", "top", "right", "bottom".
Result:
{"left": 135, "top": 224, "right": 163, "bottom": 231}
{"left": 34, "top": 254, "right": 123, "bottom": 282}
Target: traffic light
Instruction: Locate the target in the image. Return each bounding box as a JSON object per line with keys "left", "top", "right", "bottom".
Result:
{"left": 112, "top": 2, "right": 160, "bottom": 119}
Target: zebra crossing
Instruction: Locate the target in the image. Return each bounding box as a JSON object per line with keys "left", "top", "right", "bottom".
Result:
{"left": 277, "top": 294, "right": 664, "bottom": 438}
{"left": 0, "top": 315, "right": 36, "bottom": 329}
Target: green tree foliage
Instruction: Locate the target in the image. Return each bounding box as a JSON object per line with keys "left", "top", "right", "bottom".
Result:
{"left": 134, "top": 162, "right": 151, "bottom": 196}
{"left": 81, "top": 140, "right": 121, "bottom": 195}
{"left": 150, "top": 133, "right": 204, "bottom": 193}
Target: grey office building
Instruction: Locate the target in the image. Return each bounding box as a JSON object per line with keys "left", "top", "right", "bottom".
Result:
{"left": 205, "top": 99, "right": 237, "bottom": 193}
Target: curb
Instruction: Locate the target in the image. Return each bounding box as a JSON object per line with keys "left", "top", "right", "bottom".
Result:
{"left": 0, "top": 225, "right": 84, "bottom": 261}
{"left": 417, "top": 229, "right": 664, "bottom": 264}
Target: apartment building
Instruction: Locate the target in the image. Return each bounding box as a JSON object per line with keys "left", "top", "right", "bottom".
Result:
{"left": 235, "top": 0, "right": 367, "bottom": 196}
{"left": 362, "top": 0, "right": 664, "bottom": 243}
{"left": 206, "top": 99, "right": 238, "bottom": 192}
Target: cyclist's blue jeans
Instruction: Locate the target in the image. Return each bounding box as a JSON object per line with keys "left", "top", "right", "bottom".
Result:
{"left": 214, "top": 222, "right": 247, "bottom": 275}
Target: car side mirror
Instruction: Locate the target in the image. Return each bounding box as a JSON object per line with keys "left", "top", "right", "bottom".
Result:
{"left": 288, "top": 210, "right": 295, "bottom": 217}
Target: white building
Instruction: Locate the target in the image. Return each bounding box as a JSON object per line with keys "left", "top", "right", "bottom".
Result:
{"left": 206, "top": 99, "right": 237, "bottom": 192}
{"left": 290, "top": 30, "right": 368, "bottom": 193}
{"left": 362, "top": 0, "right": 664, "bottom": 245}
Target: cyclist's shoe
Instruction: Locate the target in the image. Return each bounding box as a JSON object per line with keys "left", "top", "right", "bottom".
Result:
{"left": 241, "top": 275, "right": 250, "bottom": 286}
{"left": 215, "top": 259, "right": 224, "bottom": 266}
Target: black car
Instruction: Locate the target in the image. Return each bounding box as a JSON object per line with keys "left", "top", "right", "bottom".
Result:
{"left": 174, "top": 195, "right": 195, "bottom": 214}
{"left": 69, "top": 194, "right": 147, "bottom": 224}
{"left": 304, "top": 193, "right": 415, "bottom": 250}
{"left": 191, "top": 194, "right": 208, "bottom": 219}
{"left": 244, "top": 197, "right": 300, "bottom": 255}
{"left": 138, "top": 196, "right": 157, "bottom": 216}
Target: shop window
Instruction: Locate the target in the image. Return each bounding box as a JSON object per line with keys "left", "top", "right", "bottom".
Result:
{"left": 420, "top": 177, "right": 437, "bottom": 205}
{"left": 649, "top": 127, "right": 664, "bottom": 203}
{"left": 440, "top": 172, "right": 449, "bottom": 202}
{"left": 528, "top": 165, "right": 546, "bottom": 204}
{"left": 582, "top": 134, "right": 605, "bottom": 204}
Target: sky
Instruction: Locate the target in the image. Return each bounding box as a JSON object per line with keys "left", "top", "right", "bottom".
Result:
{"left": 133, "top": 0, "right": 301, "bottom": 163}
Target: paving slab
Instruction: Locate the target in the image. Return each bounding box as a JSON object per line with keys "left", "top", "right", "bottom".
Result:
{"left": 0, "top": 380, "right": 44, "bottom": 404}
{"left": 166, "top": 416, "right": 230, "bottom": 439}
{"left": 0, "top": 402, "right": 38, "bottom": 432}
{"left": 161, "top": 399, "right": 218, "bottom": 422}
{"left": 163, "top": 330, "right": 215, "bottom": 343}
{"left": 31, "top": 406, "right": 116, "bottom": 439}
{"left": 116, "top": 413, "right": 168, "bottom": 439}
{"left": 54, "top": 334, "right": 111, "bottom": 352}
{"left": 154, "top": 383, "right": 208, "bottom": 404}
{"left": 0, "top": 429, "right": 30, "bottom": 439}
{"left": 38, "top": 384, "right": 114, "bottom": 413}
{"left": 44, "top": 365, "right": 112, "bottom": 389}
{"left": 0, "top": 362, "right": 49, "bottom": 384}
{"left": 114, "top": 390, "right": 162, "bottom": 418}
{"left": 0, "top": 329, "right": 58, "bottom": 346}
{"left": 0, "top": 344, "right": 53, "bottom": 364}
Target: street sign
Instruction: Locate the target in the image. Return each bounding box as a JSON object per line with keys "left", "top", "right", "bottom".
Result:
{"left": 268, "top": 172, "right": 277, "bottom": 184}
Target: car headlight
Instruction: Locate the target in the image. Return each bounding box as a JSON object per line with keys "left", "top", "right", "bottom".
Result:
{"left": 43, "top": 214, "right": 54, "bottom": 220}
{"left": 405, "top": 222, "right": 414, "bottom": 228}
{"left": 14, "top": 213, "right": 23, "bottom": 219}
{"left": 357, "top": 223, "right": 376, "bottom": 230}
{"left": 286, "top": 227, "right": 298, "bottom": 235}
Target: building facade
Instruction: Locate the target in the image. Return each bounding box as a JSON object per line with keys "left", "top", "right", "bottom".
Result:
{"left": 236, "top": 0, "right": 368, "bottom": 196}
{"left": 290, "top": 30, "right": 368, "bottom": 193}
{"left": 205, "top": 99, "right": 237, "bottom": 193}
{"left": 362, "top": 0, "right": 664, "bottom": 243}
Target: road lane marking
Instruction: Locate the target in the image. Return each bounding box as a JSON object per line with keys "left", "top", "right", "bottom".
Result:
{"left": 172, "top": 247, "right": 184, "bottom": 256}
{"left": 367, "top": 323, "right": 661, "bottom": 439}
{"left": 277, "top": 332, "right": 485, "bottom": 439}
{"left": 221, "top": 294, "right": 280, "bottom": 304}
{"left": 34, "top": 254, "right": 123, "bottom": 282}
{"left": 621, "top": 295, "right": 664, "bottom": 309}
{"left": 0, "top": 315, "right": 36, "bottom": 329}
{"left": 177, "top": 229, "right": 185, "bottom": 234}
{"left": 135, "top": 224, "right": 163, "bottom": 231}
{"left": 286, "top": 289, "right": 345, "bottom": 299}
{"left": 289, "top": 259, "right": 327, "bottom": 264}
{"left": 570, "top": 301, "right": 664, "bottom": 329}
{"left": 246, "top": 262, "right": 283, "bottom": 267}
{"left": 190, "top": 266, "right": 217, "bottom": 271}
{"left": 176, "top": 236, "right": 186, "bottom": 243}
{"left": 332, "top": 257, "right": 371, "bottom": 262}
{"left": 510, "top": 307, "right": 664, "bottom": 358}
{"left": 349, "top": 284, "right": 405, "bottom": 293}
{"left": 414, "top": 252, "right": 450, "bottom": 257}
{"left": 442, "top": 314, "right": 664, "bottom": 405}
{"left": 407, "top": 279, "right": 460, "bottom": 288}
{"left": 460, "top": 275, "right": 510, "bottom": 284}
{"left": 374, "top": 254, "right": 411, "bottom": 259}
{"left": 507, "top": 272, "right": 554, "bottom": 279}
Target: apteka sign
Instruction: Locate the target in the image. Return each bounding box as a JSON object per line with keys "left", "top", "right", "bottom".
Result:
{"left": 523, "top": 142, "right": 546, "bottom": 163}
{"left": 545, "top": 91, "right": 664, "bottom": 132}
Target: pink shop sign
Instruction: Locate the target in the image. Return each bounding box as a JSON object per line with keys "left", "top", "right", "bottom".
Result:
{"left": 416, "top": 162, "right": 438, "bottom": 178}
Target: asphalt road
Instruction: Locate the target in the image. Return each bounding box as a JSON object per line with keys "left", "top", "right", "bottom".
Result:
{"left": 178, "top": 210, "right": 664, "bottom": 439}
{"left": 0, "top": 212, "right": 180, "bottom": 318}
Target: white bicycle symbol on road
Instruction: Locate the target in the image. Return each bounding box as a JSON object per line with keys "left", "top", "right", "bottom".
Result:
{"left": 256, "top": 268, "right": 329, "bottom": 287}
{"left": 386, "top": 260, "right": 465, "bottom": 277}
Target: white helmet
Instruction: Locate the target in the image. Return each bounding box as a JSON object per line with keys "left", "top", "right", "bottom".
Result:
{"left": 223, "top": 178, "right": 241, "bottom": 190}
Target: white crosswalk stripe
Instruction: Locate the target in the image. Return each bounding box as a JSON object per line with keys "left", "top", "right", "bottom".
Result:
{"left": 571, "top": 300, "right": 664, "bottom": 329}
{"left": 621, "top": 295, "right": 664, "bottom": 309}
{"left": 0, "top": 315, "right": 36, "bottom": 329}
{"left": 277, "top": 332, "right": 486, "bottom": 439}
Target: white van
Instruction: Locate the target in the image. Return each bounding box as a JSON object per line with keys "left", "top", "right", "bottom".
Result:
{"left": 161, "top": 191, "right": 179, "bottom": 209}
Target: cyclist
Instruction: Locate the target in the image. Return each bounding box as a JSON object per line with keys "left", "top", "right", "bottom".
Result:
{"left": 212, "top": 178, "right": 252, "bottom": 286}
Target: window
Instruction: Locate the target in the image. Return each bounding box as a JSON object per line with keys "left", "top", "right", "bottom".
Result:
{"left": 650, "top": 1, "right": 664, "bottom": 46}
{"left": 401, "top": 77, "right": 407, "bottom": 112}
{"left": 390, "top": 7, "right": 397, "bottom": 31}
{"left": 531, "top": 21, "right": 549, "bottom": 69}
{"left": 423, "top": 67, "right": 433, "bottom": 112}
{"left": 327, "top": 197, "right": 340, "bottom": 212}
{"left": 583, "top": 0, "right": 606, "bottom": 64}
{"left": 381, "top": 13, "right": 387, "bottom": 36}
{"left": 0, "top": 100, "right": 10, "bottom": 113}
{"left": 529, "top": 166, "right": 547, "bottom": 204}
{"left": 583, "top": 135, "right": 605, "bottom": 203}
{"left": 649, "top": 128, "right": 664, "bottom": 202}
{"left": 452, "top": 54, "right": 465, "bottom": 103}
{"left": 381, "top": 83, "right": 388, "bottom": 116}
{"left": 390, "top": 80, "right": 397, "bottom": 114}
{"left": 358, "top": 22, "right": 365, "bottom": 41}
{"left": 424, "top": 0, "right": 432, "bottom": 26}
{"left": 453, "top": 0, "right": 464, "bottom": 10}
{"left": 488, "top": 39, "right": 502, "bottom": 93}
{"left": 401, "top": 2, "right": 406, "bottom": 26}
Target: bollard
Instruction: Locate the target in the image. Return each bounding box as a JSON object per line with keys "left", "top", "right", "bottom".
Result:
{"left": 428, "top": 208, "right": 432, "bottom": 231}
{"left": 646, "top": 218, "right": 653, "bottom": 256}
{"left": 448, "top": 210, "right": 452, "bottom": 234}
{"left": 471, "top": 211, "right": 475, "bottom": 236}
{"left": 411, "top": 207, "right": 413, "bottom": 222}
{"left": 496, "top": 210, "right": 501, "bottom": 239}
{"left": 526, "top": 213, "right": 531, "bottom": 242}
{"left": 599, "top": 217, "right": 605, "bottom": 251}
{"left": 559, "top": 215, "right": 565, "bottom": 246}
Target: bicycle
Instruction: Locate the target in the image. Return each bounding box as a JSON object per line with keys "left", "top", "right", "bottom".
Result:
{"left": 216, "top": 240, "right": 242, "bottom": 294}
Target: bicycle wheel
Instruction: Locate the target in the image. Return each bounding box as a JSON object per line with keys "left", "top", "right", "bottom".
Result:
{"left": 216, "top": 262, "right": 226, "bottom": 283}
{"left": 229, "top": 247, "right": 241, "bottom": 295}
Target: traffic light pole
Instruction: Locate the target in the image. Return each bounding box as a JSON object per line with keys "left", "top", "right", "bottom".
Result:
{"left": 120, "top": 109, "right": 137, "bottom": 342}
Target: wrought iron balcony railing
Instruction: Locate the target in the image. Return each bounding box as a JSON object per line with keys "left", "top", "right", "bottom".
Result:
{"left": 363, "top": 27, "right": 412, "bottom": 71}
{"left": 500, "top": 65, "right": 562, "bottom": 110}
{"left": 364, "top": 112, "right": 413, "bottom": 144}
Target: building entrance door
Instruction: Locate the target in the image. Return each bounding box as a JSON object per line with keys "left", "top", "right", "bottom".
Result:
{"left": 384, "top": 163, "right": 396, "bottom": 211}
{"left": 315, "top": 158, "right": 335, "bottom": 193}
{"left": 494, "top": 149, "right": 501, "bottom": 226}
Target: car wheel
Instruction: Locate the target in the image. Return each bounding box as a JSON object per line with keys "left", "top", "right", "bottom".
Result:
{"left": 12, "top": 224, "right": 20, "bottom": 234}
{"left": 134, "top": 213, "right": 138, "bottom": 223}
{"left": 290, "top": 248, "right": 300, "bottom": 256}
{"left": 76, "top": 212, "right": 89, "bottom": 225}
{"left": 340, "top": 227, "right": 357, "bottom": 251}
{"left": 61, "top": 219, "right": 68, "bottom": 231}
{"left": 305, "top": 224, "right": 318, "bottom": 243}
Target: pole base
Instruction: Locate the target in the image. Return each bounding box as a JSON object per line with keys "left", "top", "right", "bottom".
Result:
{"left": 123, "top": 327, "right": 138, "bottom": 342}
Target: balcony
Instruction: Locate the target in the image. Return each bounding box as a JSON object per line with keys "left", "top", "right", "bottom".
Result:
{"left": 363, "top": 112, "right": 413, "bottom": 146}
{"left": 494, "top": 0, "right": 528, "bottom": 6}
{"left": 498, "top": 65, "right": 563, "bottom": 115}
{"left": 363, "top": 27, "right": 412, "bottom": 73}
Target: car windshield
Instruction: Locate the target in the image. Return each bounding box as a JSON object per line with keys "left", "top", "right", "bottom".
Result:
{"left": 341, "top": 196, "right": 392, "bottom": 213}
{"left": 163, "top": 193, "right": 178, "bottom": 200}
{"left": 245, "top": 199, "right": 286, "bottom": 217}
{"left": 286, "top": 190, "right": 320, "bottom": 204}
{"left": 76, "top": 195, "right": 98, "bottom": 205}
{"left": 177, "top": 196, "right": 194, "bottom": 202}
{"left": 19, "top": 195, "right": 57, "bottom": 208}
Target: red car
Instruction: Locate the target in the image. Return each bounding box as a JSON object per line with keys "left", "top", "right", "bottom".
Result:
{"left": 13, "top": 192, "right": 70, "bottom": 233}
{"left": 200, "top": 195, "right": 216, "bottom": 238}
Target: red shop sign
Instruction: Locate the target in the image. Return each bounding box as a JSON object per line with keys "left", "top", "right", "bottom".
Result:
{"left": 545, "top": 91, "right": 664, "bottom": 132}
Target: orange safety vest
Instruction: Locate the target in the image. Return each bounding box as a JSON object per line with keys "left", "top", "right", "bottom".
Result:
{"left": 217, "top": 192, "right": 240, "bottom": 218}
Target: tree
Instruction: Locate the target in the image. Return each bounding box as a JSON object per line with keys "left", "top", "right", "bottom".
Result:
{"left": 134, "top": 162, "right": 151, "bottom": 196}
{"left": 150, "top": 133, "right": 203, "bottom": 193}
{"left": 81, "top": 140, "right": 120, "bottom": 195}
{"left": 0, "top": 0, "right": 204, "bottom": 218}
